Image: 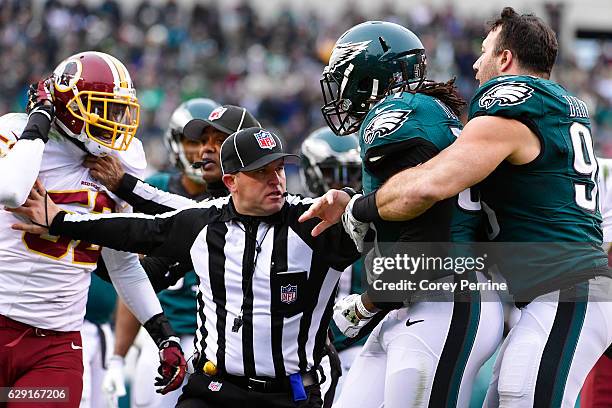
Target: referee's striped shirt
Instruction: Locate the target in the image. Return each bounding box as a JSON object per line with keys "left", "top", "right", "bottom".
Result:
{"left": 49, "top": 193, "right": 360, "bottom": 377}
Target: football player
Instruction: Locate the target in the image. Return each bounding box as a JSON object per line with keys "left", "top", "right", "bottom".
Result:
{"left": 315, "top": 9, "right": 612, "bottom": 407}
{"left": 0, "top": 52, "right": 186, "bottom": 407}
{"left": 304, "top": 21, "right": 503, "bottom": 407}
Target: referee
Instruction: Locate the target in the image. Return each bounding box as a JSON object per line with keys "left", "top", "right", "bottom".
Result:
{"left": 14, "top": 127, "right": 361, "bottom": 408}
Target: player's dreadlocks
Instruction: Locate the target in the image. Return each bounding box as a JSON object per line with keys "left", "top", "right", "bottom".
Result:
{"left": 415, "top": 78, "right": 466, "bottom": 117}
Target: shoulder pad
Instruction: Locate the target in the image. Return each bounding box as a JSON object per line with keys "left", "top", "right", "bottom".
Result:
{"left": 116, "top": 137, "right": 147, "bottom": 179}
{"left": 0, "top": 113, "right": 27, "bottom": 156}
{"left": 469, "top": 76, "right": 540, "bottom": 120}
{"left": 362, "top": 95, "right": 414, "bottom": 146}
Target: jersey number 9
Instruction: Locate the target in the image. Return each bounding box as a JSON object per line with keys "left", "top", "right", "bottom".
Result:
{"left": 570, "top": 122, "right": 598, "bottom": 211}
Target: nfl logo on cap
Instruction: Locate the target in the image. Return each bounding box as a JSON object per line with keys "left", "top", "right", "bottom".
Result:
{"left": 254, "top": 130, "right": 277, "bottom": 150}
{"left": 280, "top": 284, "right": 297, "bottom": 304}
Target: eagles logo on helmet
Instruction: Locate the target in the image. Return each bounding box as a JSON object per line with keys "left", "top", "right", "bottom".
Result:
{"left": 51, "top": 51, "right": 140, "bottom": 157}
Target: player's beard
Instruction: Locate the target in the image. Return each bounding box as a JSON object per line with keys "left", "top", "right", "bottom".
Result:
{"left": 475, "top": 59, "right": 500, "bottom": 87}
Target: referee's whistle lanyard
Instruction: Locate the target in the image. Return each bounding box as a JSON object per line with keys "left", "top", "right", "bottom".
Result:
{"left": 232, "top": 220, "right": 272, "bottom": 333}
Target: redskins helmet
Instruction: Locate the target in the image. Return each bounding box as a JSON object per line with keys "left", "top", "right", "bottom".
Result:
{"left": 164, "top": 98, "right": 220, "bottom": 183}
{"left": 321, "top": 21, "right": 426, "bottom": 135}
{"left": 51, "top": 51, "right": 140, "bottom": 156}
{"left": 300, "top": 127, "right": 361, "bottom": 196}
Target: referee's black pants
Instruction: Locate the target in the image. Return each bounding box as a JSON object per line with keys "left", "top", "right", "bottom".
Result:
{"left": 176, "top": 373, "right": 323, "bottom": 408}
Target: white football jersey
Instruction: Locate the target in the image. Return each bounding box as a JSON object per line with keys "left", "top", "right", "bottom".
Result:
{"left": 598, "top": 158, "right": 612, "bottom": 244}
{"left": 0, "top": 113, "right": 146, "bottom": 331}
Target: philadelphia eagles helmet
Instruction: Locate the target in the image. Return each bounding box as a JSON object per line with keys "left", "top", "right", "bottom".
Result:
{"left": 321, "top": 21, "right": 426, "bottom": 135}
{"left": 164, "top": 98, "right": 220, "bottom": 182}
{"left": 301, "top": 127, "right": 361, "bottom": 196}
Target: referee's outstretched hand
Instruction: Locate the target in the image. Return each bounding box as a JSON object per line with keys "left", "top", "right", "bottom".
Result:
{"left": 8, "top": 178, "right": 61, "bottom": 234}
{"left": 298, "top": 189, "right": 350, "bottom": 237}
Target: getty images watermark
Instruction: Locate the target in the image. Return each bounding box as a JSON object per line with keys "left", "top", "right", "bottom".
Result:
{"left": 369, "top": 253, "right": 507, "bottom": 293}
{"left": 364, "top": 241, "right": 611, "bottom": 303}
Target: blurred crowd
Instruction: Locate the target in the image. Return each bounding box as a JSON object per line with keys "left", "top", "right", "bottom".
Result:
{"left": 1, "top": 0, "right": 612, "bottom": 169}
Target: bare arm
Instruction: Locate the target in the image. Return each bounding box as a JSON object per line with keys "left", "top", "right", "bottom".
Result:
{"left": 113, "top": 299, "right": 141, "bottom": 357}
{"left": 375, "top": 115, "right": 538, "bottom": 221}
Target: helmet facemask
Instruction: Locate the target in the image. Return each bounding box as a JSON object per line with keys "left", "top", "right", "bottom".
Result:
{"left": 318, "top": 160, "right": 362, "bottom": 191}
{"left": 66, "top": 89, "right": 139, "bottom": 152}
{"left": 170, "top": 128, "right": 206, "bottom": 184}
{"left": 320, "top": 66, "right": 373, "bottom": 136}
{"left": 300, "top": 129, "right": 361, "bottom": 196}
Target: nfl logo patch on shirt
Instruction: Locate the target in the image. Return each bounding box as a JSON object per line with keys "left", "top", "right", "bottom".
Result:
{"left": 208, "top": 107, "right": 227, "bottom": 121}
{"left": 280, "top": 284, "right": 297, "bottom": 304}
{"left": 254, "top": 130, "right": 276, "bottom": 150}
{"left": 208, "top": 381, "right": 223, "bottom": 392}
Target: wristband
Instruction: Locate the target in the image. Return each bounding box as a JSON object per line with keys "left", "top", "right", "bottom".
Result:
{"left": 351, "top": 191, "right": 382, "bottom": 223}
{"left": 356, "top": 295, "right": 377, "bottom": 318}
{"left": 109, "top": 354, "right": 125, "bottom": 364}
{"left": 341, "top": 187, "right": 358, "bottom": 198}
{"left": 20, "top": 105, "right": 54, "bottom": 143}
{"left": 144, "top": 313, "right": 178, "bottom": 348}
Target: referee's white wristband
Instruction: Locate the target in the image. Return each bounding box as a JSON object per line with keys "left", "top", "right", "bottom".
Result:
{"left": 356, "top": 295, "right": 376, "bottom": 319}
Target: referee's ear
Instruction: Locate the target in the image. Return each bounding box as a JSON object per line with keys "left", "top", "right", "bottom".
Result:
{"left": 223, "top": 173, "right": 238, "bottom": 193}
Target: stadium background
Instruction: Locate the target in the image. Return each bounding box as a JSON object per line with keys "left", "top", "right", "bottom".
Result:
{"left": 0, "top": 1, "right": 610, "bottom": 406}
{"left": 0, "top": 0, "right": 610, "bottom": 175}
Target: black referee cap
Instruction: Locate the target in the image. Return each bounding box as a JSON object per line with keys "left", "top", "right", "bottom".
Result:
{"left": 183, "top": 105, "right": 260, "bottom": 140}
{"left": 221, "top": 127, "right": 299, "bottom": 174}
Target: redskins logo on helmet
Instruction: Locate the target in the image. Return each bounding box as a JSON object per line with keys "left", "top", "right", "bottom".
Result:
{"left": 51, "top": 51, "right": 140, "bottom": 156}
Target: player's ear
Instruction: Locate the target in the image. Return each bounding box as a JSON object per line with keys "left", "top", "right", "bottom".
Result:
{"left": 222, "top": 174, "right": 237, "bottom": 193}
{"left": 499, "top": 49, "right": 513, "bottom": 72}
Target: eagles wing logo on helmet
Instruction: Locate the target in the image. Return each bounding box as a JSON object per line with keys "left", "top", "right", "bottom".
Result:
{"left": 479, "top": 82, "right": 534, "bottom": 109}
{"left": 325, "top": 40, "right": 371, "bottom": 73}
{"left": 363, "top": 110, "right": 412, "bottom": 144}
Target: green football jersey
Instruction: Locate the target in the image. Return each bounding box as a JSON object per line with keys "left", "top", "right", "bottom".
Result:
{"left": 147, "top": 172, "right": 198, "bottom": 335}
{"left": 85, "top": 272, "right": 117, "bottom": 325}
{"left": 468, "top": 75, "right": 608, "bottom": 294}
{"left": 360, "top": 91, "right": 484, "bottom": 244}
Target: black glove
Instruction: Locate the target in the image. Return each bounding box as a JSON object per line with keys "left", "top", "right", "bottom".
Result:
{"left": 144, "top": 313, "right": 187, "bottom": 395}
{"left": 21, "top": 78, "right": 55, "bottom": 143}
{"left": 25, "top": 78, "right": 53, "bottom": 114}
